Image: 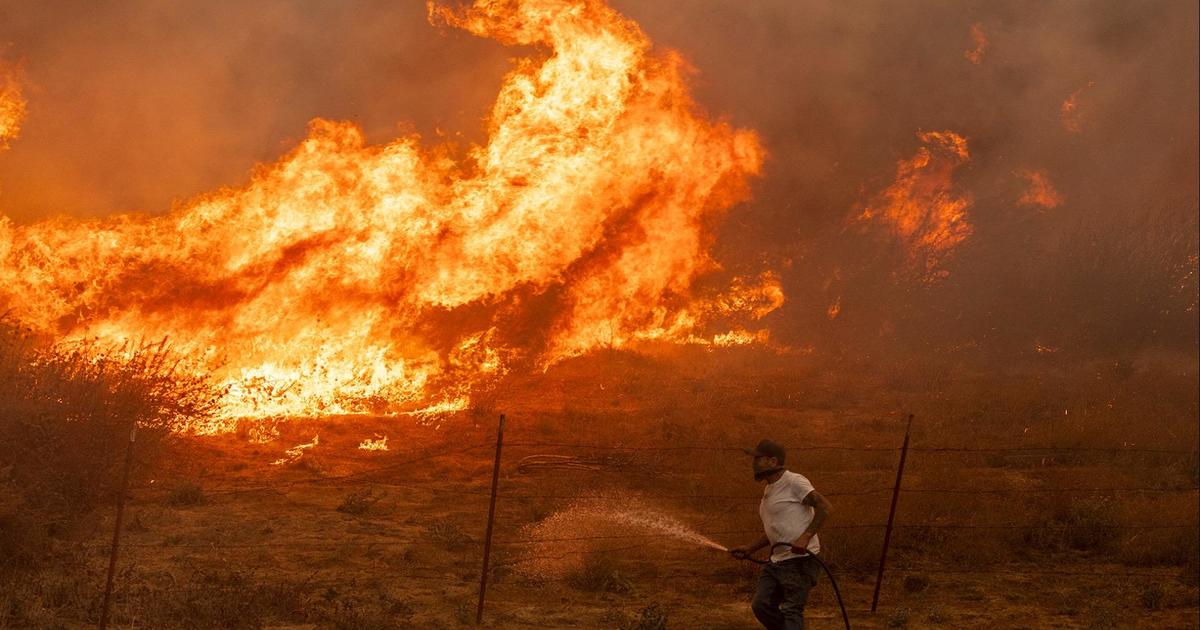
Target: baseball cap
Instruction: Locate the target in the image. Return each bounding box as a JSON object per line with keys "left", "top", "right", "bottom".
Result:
{"left": 743, "top": 439, "right": 786, "bottom": 464}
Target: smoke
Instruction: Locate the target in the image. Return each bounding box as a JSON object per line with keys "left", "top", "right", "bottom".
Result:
{"left": 615, "top": 0, "right": 1199, "bottom": 358}
{"left": 0, "top": 0, "right": 510, "bottom": 220}
{"left": 0, "top": 0, "right": 1196, "bottom": 360}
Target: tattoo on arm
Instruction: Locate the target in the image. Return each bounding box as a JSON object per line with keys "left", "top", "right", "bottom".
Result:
{"left": 802, "top": 490, "right": 832, "bottom": 535}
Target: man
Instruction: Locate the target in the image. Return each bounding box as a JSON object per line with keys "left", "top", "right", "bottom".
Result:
{"left": 729, "top": 439, "right": 833, "bottom": 630}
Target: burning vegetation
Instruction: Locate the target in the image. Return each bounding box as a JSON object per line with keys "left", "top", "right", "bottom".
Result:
{"left": 0, "top": 0, "right": 1196, "bottom": 627}
{"left": 0, "top": 67, "right": 23, "bottom": 147}
{"left": 0, "top": 0, "right": 775, "bottom": 433}
{"left": 855, "top": 131, "right": 973, "bottom": 282}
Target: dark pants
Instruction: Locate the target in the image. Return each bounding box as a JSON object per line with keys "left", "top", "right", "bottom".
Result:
{"left": 751, "top": 556, "right": 820, "bottom": 630}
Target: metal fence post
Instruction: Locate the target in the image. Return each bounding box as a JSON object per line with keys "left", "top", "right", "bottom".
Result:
{"left": 871, "top": 413, "right": 913, "bottom": 614}
{"left": 476, "top": 413, "right": 506, "bottom": 625}
{"left": 99, "top": 425, "right": 137, "bottom": 630}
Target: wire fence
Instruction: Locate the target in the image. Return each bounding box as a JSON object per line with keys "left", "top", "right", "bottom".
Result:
{"left": 96, "top": 416, "right": 1200, "bottom": 624}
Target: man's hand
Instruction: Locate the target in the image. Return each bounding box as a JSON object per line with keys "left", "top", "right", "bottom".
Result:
{"left": 728, "top": 545, "right": 752, "bottom": 560}
{"left": 790, "top": 532, "right": 814, "bottom": 555}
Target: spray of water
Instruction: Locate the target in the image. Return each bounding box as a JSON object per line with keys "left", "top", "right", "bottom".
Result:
{"left": 512, "top": 493, "right": 728, "bottom": 578}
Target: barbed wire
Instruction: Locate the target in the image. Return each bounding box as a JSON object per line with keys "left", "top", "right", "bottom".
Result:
{"left": 80, "top": 426, "right": 1200, "bottom": 626}
{"left": 96, "top": 519, "right": 1200, "bottom": 555}
{"left": 900, "top": 486, "right": 1199, "bottom": 494}
{"left": 503, "top": 440, "right": 1199, "bottom": 455}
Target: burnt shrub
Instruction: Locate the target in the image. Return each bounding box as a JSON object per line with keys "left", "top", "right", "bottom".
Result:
{"left": 0, "top": 319, "right": 221, "bottom": 516}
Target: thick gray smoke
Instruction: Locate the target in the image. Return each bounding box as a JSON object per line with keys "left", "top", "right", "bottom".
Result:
{"left": 0, "top": 0, "right": 1195, "bottom": 360}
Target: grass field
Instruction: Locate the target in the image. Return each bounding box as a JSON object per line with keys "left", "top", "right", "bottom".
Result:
{"left": 2, "top": 347, "right": 1197, "bottom": 629}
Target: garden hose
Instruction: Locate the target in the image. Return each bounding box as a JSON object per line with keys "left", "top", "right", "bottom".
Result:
{"left": 734, "top": 543, "right": 851, "bottom": 630}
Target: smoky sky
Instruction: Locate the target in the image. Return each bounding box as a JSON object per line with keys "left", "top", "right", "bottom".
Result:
{"left": 0, "top": 0, "right": 1196, "bottom": 357}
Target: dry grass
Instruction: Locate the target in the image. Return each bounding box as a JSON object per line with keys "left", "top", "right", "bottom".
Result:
{"left": 0, "top": 342, "right": 1195, "bottom": 627}
{"left": 565, "top": 553, "right": 634, "bottom": 594}
{"left": 0, "top": 317, "right": 221, "bottom": 517}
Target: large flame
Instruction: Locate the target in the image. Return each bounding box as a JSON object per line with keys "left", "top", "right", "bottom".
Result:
{"left": 0, "top": 0, "right": 773, "bottom": 432}
{"left": 856, "top": 130, "right": 973, "bottom": 281}
{"left": 0, "top": 67, "right": 23, "bottom": 148}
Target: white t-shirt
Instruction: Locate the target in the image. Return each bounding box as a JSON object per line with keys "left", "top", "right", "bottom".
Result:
{"left": 759, "top": 470, "right": 821, "bottom": 562}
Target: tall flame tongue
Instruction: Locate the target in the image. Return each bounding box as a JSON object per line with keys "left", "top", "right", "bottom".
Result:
{"left": 0, "top": 0, "right": 770, "bottom": 433}
{"left": 857, "top": 130, "right": 972, "bottom": 282}
{"left": 0, "top": 67, "right": 23, "bottom": 148}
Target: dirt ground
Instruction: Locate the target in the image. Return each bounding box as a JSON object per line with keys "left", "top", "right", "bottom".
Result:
{"left": 10, "top": 349, "right": 1199, "bottom": 628}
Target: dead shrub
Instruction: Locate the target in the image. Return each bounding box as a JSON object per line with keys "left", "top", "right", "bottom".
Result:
{"left": 886, "top": 607, "right": 911, "bottom": 627}
{"left": 0, "top": 320, "right": 221, "bottom": 516}
{"left": 0, "top": 506, "right": 47, "bottom": 573}
{"left": 1139, "top": 583, "right": 1165, "bottom": 611}
{"left": 1026, "top": 496, "right": 1118, "bottom": 552}
{"left": 129, "top": 568, "right": 308, "bottom": 629}
{"left": 166, "top": 482, "right": 205, "bottom": 507}
{"left": 0, "top": 547, "right": 104, "bottom": 626}
{"left": 902, "top": 574, "right": 929, "bottom": 593}
{"left": 321, "top": 592, "right": 414, "bottom": 629}
{"left": 566, "top": 553, "right": 633, "bottom": 594}
{"left": 423, "top": 520, "right": 474, "bottom": 550}
{"left": 618, "top": 604, "right": 668, "bottom": 630}
{"left": 336, "top": 487, "right": 382, "bottom": 515}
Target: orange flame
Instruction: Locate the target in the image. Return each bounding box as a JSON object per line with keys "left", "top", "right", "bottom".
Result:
{"left": 0, "top": 66, "right": 25, "bottom": 149}
{"left": 964, "top": 23, "right": 988, "bottom": 65}
{"left": 1016, "top": 168, "right": 1064, "bottom": 209}
{"left": 358, "top": 435, "right": 389, "bottom": 451}
{"left": 857, "top": 131, "right": 973, "bottom": 281}
{"left": 826, "top": 297, "right": 841, "bottom": 320}
{"left": 0, "top": 0, "right": 770, "bottom": 432}
{"left": 1061, "top": 81, "right": 1095, "bottom": 133}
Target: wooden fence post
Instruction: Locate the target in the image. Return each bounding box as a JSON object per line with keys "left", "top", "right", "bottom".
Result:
{"left": 871, "top": 413, "right": 913, "bottom": 614}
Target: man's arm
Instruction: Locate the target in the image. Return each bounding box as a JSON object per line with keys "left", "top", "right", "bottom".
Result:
{"left": 791, "top": 490, "right": 833, "bottom": 553}
{"left": 729, "top": 534, "right": 770, "bottom": 558}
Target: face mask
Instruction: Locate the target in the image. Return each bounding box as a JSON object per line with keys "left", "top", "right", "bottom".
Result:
{"left": 754, "top": 467, "right": 783, "bottom": 481}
